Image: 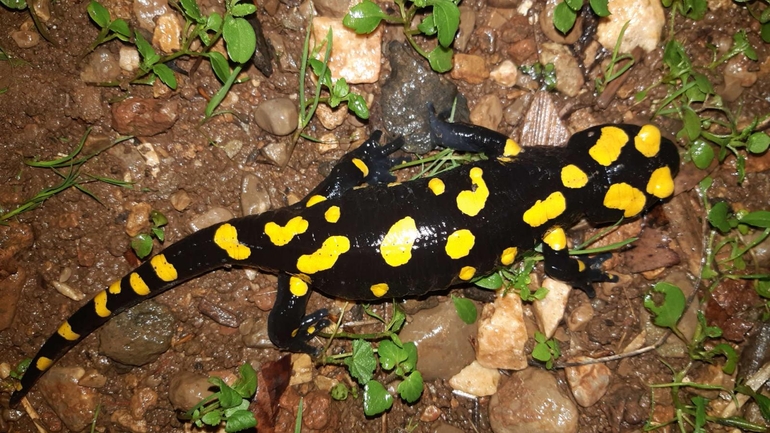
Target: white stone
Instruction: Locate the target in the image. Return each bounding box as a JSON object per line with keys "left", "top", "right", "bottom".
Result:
{"left": 290, "top": 353, "right": 313, "bottom": 385}
{"left": 565, "top": 357, "right": 612, "bottom": 407}
{"left": 476, "top": 292, "right": 528, "bottom": 370}
{"left": 119, "top": 46, "right": 141, "bottom": 72}
{"left": 449, "top": 361, "right": 501, "bottom": 396}
{"left": 152, "top": 12, "right": 182, "bottom": 53}
{"left": 596, "top": 0, "right": 665, "bottom": 53}
{"left": 490, "top": 60, "right": 519, "bottom": 87}
{"left": 311, "top": 17, "right": 382, "bottom": 84}
{"left": 533, "top": 278, "right": 571, "bottom": 338}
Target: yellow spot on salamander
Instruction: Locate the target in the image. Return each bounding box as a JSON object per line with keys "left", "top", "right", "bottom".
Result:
{"left": 150, "top": 254, "right": 178, "bottom": 282}
{"left": 296, "top": 236, "right": 350, "bottom": 274}
{"left": 380, "top": 216, "right": 420, "bottom": 267}
{"left": 306, "top": 195, "right": 327, "bottom": 207}
{"left": 291, "top": 328, "right": 298, "bottom": 337}
{"left": 289, "top": 276, "right": 309, "bottom": 297}
{"left": 561, "top": 164, "right": 588, "bottom": 189}
{"left": 307, "top": 325, "right": 316, "bottom": 334}
{"left": 522, "top": 192, "right": 567, "bottom": 227}
{"left": 501, "top": 247, "right": 518, "bottom": 266}
{"left": 352, "top": 158, "right": 369, "bottom": 177}
{"left": 264, "top": 216, "right": 309, "bottom": 246}
{"left": 213, "top": 224, "right": 252, "bottom": 260}
{"left": 589, "top": 126, "right": 629, "bottom": 166}
{"left": 325, "top": 206, "right": 341, "bottom": 223}
{"left": 370, "top": 283, "right": 389, "bottom": 297}
{"left": 129, "top": 273, "right": 150, "bottom": 296}
{"left": 634, "top": 124, "right": 661, "bottom": 157}
{"left": 388, "top": 182, "right": 401, "bottom": 187}
{"left": 445, "top": 229, "right": 475, "bottom": 259}
{"left": 428, "top": 178, "right": 445, "bottom": 196}
{"left": 456, "top": 167, "right": 489, "bottom": 217}
{"left": 36, "top": 357, "right": 53, "bottom": 372}
{"left": 646, "top": 166, "right": 675, "bottom": 199}
{"left": 604, "top": 183, "right": 646, "bottom": 218}
{"left": 94, "top": 290, "right": 111, "bottom": 318}
{"left": 543, "top": 227, "right": 567, "bottom": 251}
{"left": 577, "top": 259, "right": 586, "bottom": 272}
{"left": 459, "top": 266, "right": 476, "bottom": 281}
{"left": 108, "top": 280, "right": 121, "bottom": 294}
{"left": 503, "top": 138, "right": 521, "bottom": 157}
{"left": 57, "top": 321, "right": 80, "bottom": 341}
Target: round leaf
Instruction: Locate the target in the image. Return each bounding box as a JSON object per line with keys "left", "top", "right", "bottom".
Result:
{"left": 363, "top": 380, "right": 393, "bottom": 416}
{"left": 426, "top": 45, "right": 453, "bottom": 73}
{"left": 131, "top": 233, "right": 153, "bottom": 258}
{"left": 87, "top": 0, "right": 110, "bottom": 28}
{"left": 397, "top": 371, "right": 424, "bottom": 403}
{"left": 553, "top": 2, "right": 577, "bottom": 34}
{"left": 689, "top": 140, "right": 714, "bottom": 169}
{"left": 643, "top": 282, "right": 685, "bottom": 330}
{"left": 230, "top": 3, "right": 256, "bottom": 17}
{"left": 589, "top": 0, "right": 610, "bottom": 16}
{"left": 451, "top": 295, "right": 477, "bottom": 324}
{"left": 346, "top": 93, "right": 370, "bottom": 120}
{"left": 748, "top": 132, "right": 770, "bottom": 154}
{"left": 223, "top": 16, "right": 256, "bottom": 64}
{"left": 343, "top": 0, "right": 386, "bottom": 34}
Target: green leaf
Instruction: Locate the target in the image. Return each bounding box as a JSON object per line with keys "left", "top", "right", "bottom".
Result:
{"left": 131, "top": 233, "right": 153, "bottom": 258}
{"left": 232, "top": 363, "right": 257, "bottom": 398}
{"left": 733, "top": 30, "right": 757, "bottom": 61}
{"left": 709, "top": 343, "right": 738, "bottom": 374}
{"left": 451, "top": 295, "right": 477, "bottom": 324}
{"left": 134, "top": 31, "right": 160, "bottom": 68}
{"left": 692, "top": 395, "right": 707, "bottom": 432}
{"left": 207, "top": 13, "right": 223, "bottom": 32}
{"left": 755, "top": 279, "right": 770, "bottom": 299}
{"left": 223, "top": 16, "right": 256, "bottom": 64}
{"left": 643, "top": 282, "right": 686, "bottom": 330}
{"left": 224, "top": 410, "right": 257, "bottom": 432}
{"left": 344, "top": 340, "right": 377, "bottom": 385}
{"left": 401, "top": 342, "right": 418, "bottom": 373}
{"left": 740, "top": 211, "right": 770, "bottom": 228}
{"left": 108, "top": 19, "right": 131, "bottom": 39}
{"left": 343, "top": 0, "right": 386, "bottom": 34}
{"left": 565, "top": 0, "right": 582, "bottom": 11}
{"left": 217, "top": 382, "right": 242, "bottom": 408}
{"left": 389, "top": 303, "right": 406, "bottom": 332}
{"left": 754, "top": 392, "right": 770, "bottom": 421}
{"left": 201, "top": 410, "right": 222, "bottom": 426}
{"left": 762, "top": 22, "right": 770, "bottom": 44}
{"left": 708, "top": 202, "right": 731, "bottom": 232}
{"left": 152, "top": 64, "right": 177, "bottom": 89}
{"left": 378, "top": 340, "right": 407, "bottom": 371}
{"left": 208, "top": 52, "right": 230, "bottom": 83}
{"left": 432, "top": 0, "right": 460, "bottom": 47}
{"left": 418, "top": 14, "right": 437, "bottom": 35}
{"left": 331, "top": 383, "right": 349, "bottom": 400}
{"left": 397, "top": 371, "right": 424, "bottom": 403}
{"left": 150, "top": 227, "right": 165, "bottom": 242}
{"left": 180, "top": 0, "right": 203, "bottom": 22}
{"left": 682, "top": 0, "right": 707, "bottom": 20}
{"left": 363, "top": 380, "right": 393, "bottom": 416}
{"left": 231, "top": 3, "right": 257, "bottom": 17}
{"left": 426, "top": 45, "right": 453, "bottom": 73}
{"left": 308, "top": 58, "right": 333, "bottom": 88}
{"left": 532, "top": 340, "right": 552, "bottom": 362}
{"left": 748, "top": 132, "right": 770, "bottom": 154}
{"left": 682, "top": 106, "right": 701, "bottom": 141}
{"left": 346, "top": 93, "right": 370, "bottom": 120}
{"left": 87, "top": 0, "right": 111, "bottom": 28}
{"left": 475, "top": 272, "right": 503, "bottom": 290}
{"left": 690, "top": 140, "right": 714, "bottom": 170}
{"left": 589, "top": 0, "right": 610, "bottom": 16}
{"left": 553, "top": 2, "right": 577, "bottom": 34}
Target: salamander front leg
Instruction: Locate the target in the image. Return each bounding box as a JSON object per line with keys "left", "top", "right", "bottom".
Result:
{"left": 428, "top": 107, "right": 521, "bottom": 158}
{"left": 541, "top": 227, "right": 618, "bottom": 298}
{"left": 267, "top": 273, "right": 330, "bottom": 355}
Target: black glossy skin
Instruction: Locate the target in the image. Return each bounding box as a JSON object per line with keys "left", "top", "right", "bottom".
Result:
{"left": 10, "top": 120, "right": 680, "bottom": 405}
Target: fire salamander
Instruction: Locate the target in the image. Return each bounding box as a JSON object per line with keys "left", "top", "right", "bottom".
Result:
{"left": 10, "top": 116, "right": 679, "bottom": 405}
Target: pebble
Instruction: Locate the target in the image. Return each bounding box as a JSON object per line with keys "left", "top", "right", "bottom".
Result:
{"left": 133, "top": 0, "right": 169, "bottom": 32}
{"left": 239, "top": 317, "right": 272, "bottom": 348}
{"left": 312, "top": 17, "right": 382, "bottom": 84}
{"left": 533, "top": 278, "right": 571, "bottom": 338}
{"left": 99, "top": 301, "right": 174, "bottom": 366}
{"left": 32, "top": 0, "right": 51, "bottom": 21}
{"left": 0, "top": 268, "right": 26, "bottom": 331}
{"left": 455, "top": 7, "right": 477, "bottom": 52}
{"left": 290, "top": 353, "right": 313, "bottom": 385}
{"left": 81, "top": 47, "right": 122, "bottom": 83}
{"left": 476, "top": 291, "right": 528, "bottom": 370}
{"left": 188, "top": 206, "right": 234, "bottom": 231}
{"left": 470, "top": 94, "right": 503, "bottom": 131}
{"left": 566, "top": 302, "right": 594, "bottom": 331}
{"left": 198, "top": 298, "right": 240, "bottom": 327}
{"left": 314, "top": 0, "right": 352, "bottom": 17}
{"left": 168, "top": 371, "right": 213, "bottom": 411}
{"left": 450, "top": 53, "right": 490, "bottom": 84}
{"left": 119, "top": 46, "right": 141, "bottom": 71}
{"left": 596, "top": 0, "right": 665, "bottom": 53}
{"left": 51, "top": 280, "right": 86, "bottom": 302}
{"left": 77, "top": 369, "right": 107, "bottom": 388}
{"left": 241, "top": 174, "right": 271, "bottom": 216}
{"left": 448, "top": 360, "right": 501, "bottom": 396}
{"left": 130, "top": 387, "right": 159, "bottom": 420}
{"left": 432, "top": 422, "right": 465, "bottom": 433}
{"left": 315, "top": 103, "right": 347, "bottom": 130}
{"left": 170, "top": 189, "right": 191, "bottom": 211}
{"left": 301, "top": 391, "right": 336, "bottom": 430}
{"left": 399, "top": 300, "right": 478, "bottom": 380}
{"left": 538, "top": 42, "right": 584, "bottom": 97}
{"left": 540, "top": 0, "right": 582, "bottom": 44}
{"left": 420, "top": 404, "right": 442, "bottom": 422}
{"left": 152, "top": 12, "right": 182, "bottom": 53}
{"left": 260, "top": 140, "right": 292, "bottom": 166}
{"left": 490, "top": 60, "right": 519, "bottom": 87}
{"left": 10, "top": 21, "right": 40, "bottom": 48}
{"left": 110, "top": 409, "right": 148, "bottom": 433}
{"left": 488, "top": 368, "right": 578, "bottom": 433}
{"left": 220, "top": 139, "right": 243, "bottom": 159}
{"left": 486, "top": 0, "right": 519, "bottom": 8}
{"left": 719, "top": 56, "right": 758, "bottom": 102}
{"left": 111, "top": 97, "right": 179, "bottom": 136}
{"left": 136, "top": 142, "right": 161, "bottom": 177}
{"left": 565, "top": 357, "right": 612, "bottom": 407}
{"left": 253, "top": 98, "right": 298, "bottom": 136}
{"left": 125, "top": 202, "right": 153, "bottom": 237}
{"left": 37, "top": 367, "right": 99, "bottom": 432}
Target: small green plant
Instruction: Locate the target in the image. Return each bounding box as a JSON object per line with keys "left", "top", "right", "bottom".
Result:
{"left": 323, "top": 303, "right": 424, "bottom": 416}
{"left": 183, "top": 363, "right": 257, "bottom": 432}
{"left": 532, "top": 331, "right": 560, "bottom": 369}
{"left": 130, "top": 210, "right": 169, "bottom": 259}
{"left": 343, "top": 0, "right": 460, "bottom": 73}
{"left": 734, "top": 0, "right": 770, "bottom": 43}
{"left": 595, "top": 21, "right": 634, "bottom": 94}
{"left": 552, "top": 0, "right": 609, "bottom": 34}
{"left": 661, "top": 0, "right": 707, "bottom": 21}
{"left": 451, "top": 295, "right": 477, "bottom": 324}
{"left": 475, "top": 256, "right": 550, "bottom": 302}
{"left": 519, "top": 62, "right": 558, "bottom": 92}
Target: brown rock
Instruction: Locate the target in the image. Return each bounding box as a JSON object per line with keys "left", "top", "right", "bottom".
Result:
{"left": 111, "top": 97, "right": 179, "bottom": 137}
{"left": 450, "top": 54, "right": 489, "bottom": 84}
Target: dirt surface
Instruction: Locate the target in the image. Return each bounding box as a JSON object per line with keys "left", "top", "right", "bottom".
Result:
{"left": 1, "top": 0, "right": 770, "bottom": 432}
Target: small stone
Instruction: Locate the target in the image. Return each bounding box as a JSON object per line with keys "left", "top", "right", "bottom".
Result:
{"left": 110, "top": 409, "right": 148, "bottom": 433}
{"left": 450, "top": 53, "right": 489, "bottom": 84}
{"left": 314, "top": 0, "right": 352, "bottom": 17}
{"left": 130, "top": 387, "right": 159, "bottom": 420}
{"left": 470, "top": 94, "right": 503, "bottom": 131}
{"left": 32, "top": 0, "right": 51, "bottom": 21}
{"left": 290, "top": 353, "right": 313, "bottom": 385}
{"left": 476, "top": 291, "right": 528, "bottom": 370}
{"left": 455, "top": 7, "right": 476, "bottom": 52}
{"left": 448, "top": 361, "right": 501, "bottom": 396}
{"left": 38, "top": 367, "right": 99, "bottom": 432}
{"left": 539, "top": 42, "right": 584, "bottom": 97}
{"left": 136, "top": 142, "right": 161, "bottom": 177}
{"left": 198, "top": 298, "right": 240, "bottom": 328}
{"left": 220, "top": 139, "right": 243, "bottom": 159}
{"left": 99, "top": 301, "right": 174, "bottom": 366}
{"left": 152, "top": 12, "right": 182, "bottom": 53}
{"left": 125, "top": 202, "right": 152, "bottom": 237}
{"left": 260, "top": 140, "right": 292, "bottom": 166}
{"left": 0, "top": 268, "right": 26, "bottom": 331}
{"left": 168, "top": 372, "right": 213, "bottom": 411}
{"left": 10, "top": 22, "right": 40, "bottom": 49}
{"left": 596, "top": 0, "right": 665, "bottom": 53}
{"left": 253, "top": 98, "right": 298, "bottom": 136}
{"left": 170, "top": 189, "right": 191, "bottom": 211}
{"left": 565, "top": 357, "right": 612, "bottom": 407}
{"left": 77, "top": 369, "right": 107, "bottom": 388}
{"left": 315, "top": 103, "right": 347, "bottom": 130}
{"left": 241, "top": 174, "right": 271, "bottom": 216}
{"left": 420, "top": 405, "right": 442, "bottom": 422}
{"left": 311, "top": 17, "right": 382, "bottom": 84}
{"left": 134, "top": 0, "right": 169, "bottom": 32}
{"left": 566, "top": 302, "right": 594, "bottom": 331}
{"left": 188, "top": 206, "right": 235, "bottom": 232}
{"left": 302, "top": 391, "right": 336, "bottom": 430}
{"left": 533, "top": 278, "right": 571, "bottom": 338}
{"left": 490, "top": 60, "right": 519, "bottom": 87}
{"left": 81, "top": 47, "right": 121, "bottom": 83}
{"left": 111, "top": 97, "right": 179, "bottom": 136}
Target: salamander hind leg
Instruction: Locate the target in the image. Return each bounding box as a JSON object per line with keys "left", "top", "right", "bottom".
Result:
{"left": 428, "top": 107, "right": 520, "bottom": 158}
{"left": 267, "top": 273, "right": 331, "bottom": 355}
